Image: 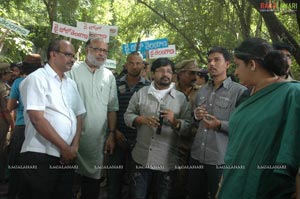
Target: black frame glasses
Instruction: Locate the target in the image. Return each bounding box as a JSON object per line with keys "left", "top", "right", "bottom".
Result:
{"left": 55, "top": 51, "right": 76, "bottom": 59}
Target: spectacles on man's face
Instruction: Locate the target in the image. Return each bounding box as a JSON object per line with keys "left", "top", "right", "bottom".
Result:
{"left": 88, "top": 46, "right": 108, "bottom": 54}
{"left": 55, "top": 51, "right": 76, "bottom": 59}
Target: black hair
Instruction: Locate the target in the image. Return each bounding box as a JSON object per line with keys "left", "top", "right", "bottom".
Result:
{"left": 208, "top": 46, "right": 231, "bottom": 61}
{"left": 47, "top": 39, "right": 62, "bottom": 60}
{"left": 234, "top": 38, "right": 270, "bottom": 69}
{"left": 264, "top": 50, "right": 289, "bottom": 76}
{"left": 151, "top": 58, "right": 175, "bottom": 72}
{"left": 273, "top": 42, "right": 293, "bottom": 53}
{"left": 22, "top": 62, "right": 43, "bottom": 75}
{"left": 197, "top": 72, "right": 209, "bottom": 82}
{"left": 234, "top": 38, "right": 272, "bottom": 65}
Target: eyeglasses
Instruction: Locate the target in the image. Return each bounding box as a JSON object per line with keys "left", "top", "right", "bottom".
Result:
{"left": 88, "top": 46, "right": 108, "bottom": 54}
{"left": 55, "top": 51, "right": 76, "bottom": 59}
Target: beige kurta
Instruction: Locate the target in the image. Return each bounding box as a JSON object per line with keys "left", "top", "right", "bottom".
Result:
{"left": 67, "top": 61, "right": 119, "bottom": 179}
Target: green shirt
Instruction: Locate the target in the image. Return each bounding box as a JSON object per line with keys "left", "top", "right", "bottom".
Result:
{"left": 219, "top": 81, "right": 300, "bottom": 198}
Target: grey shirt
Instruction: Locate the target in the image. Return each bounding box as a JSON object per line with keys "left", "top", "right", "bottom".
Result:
{"left": 191, "top": 77, "right": 247, "bottom": 165}
{"left": 124, "top": 85, "right": 192, "bottom": 172}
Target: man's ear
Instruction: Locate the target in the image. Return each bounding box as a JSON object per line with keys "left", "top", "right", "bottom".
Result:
{"left": 248, "top": 60, "right": 257, "bottom": 72}
{"left": 225, "top": 61, "right": 230, "bottom": 69}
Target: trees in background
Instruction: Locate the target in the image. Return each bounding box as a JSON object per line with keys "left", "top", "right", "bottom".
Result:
{"left": 0, "top": 0, "right": 299, "bottom": 77}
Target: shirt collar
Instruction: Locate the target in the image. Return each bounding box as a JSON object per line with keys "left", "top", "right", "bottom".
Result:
{"left": 44, "top": 63, "right": 67, "bottom": 80}
{"left": 148, "top": 82, "right": 176, "bottom": 98}
{"left": 119, "top": 75, "right": 147, "bottom": 85}
{"left": 84, "top": 61, "right": 104, "bottom": 73}
{"left": 209, "top": 76, "right": 232, "bottom": 89}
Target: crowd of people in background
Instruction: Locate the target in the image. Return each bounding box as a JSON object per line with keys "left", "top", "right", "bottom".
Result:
{"left": 0, "top": 37, "right": 299, "bottom": 199}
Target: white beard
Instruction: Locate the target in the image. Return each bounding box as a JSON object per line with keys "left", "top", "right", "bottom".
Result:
{"left": 87, "top": 53, "right": 105, "bottom": 68}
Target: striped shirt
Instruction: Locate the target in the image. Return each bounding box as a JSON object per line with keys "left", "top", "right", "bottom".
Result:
{"left": 116, "top": 75, "right": 150, "bottom": 145}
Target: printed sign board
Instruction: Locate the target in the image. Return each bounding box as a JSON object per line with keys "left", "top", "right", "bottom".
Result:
{"left": 0, "top": 17, "right": 30, "bottom": 36}
{"left": 122, "top": 38, "right": 168, "bottom": 54}
{"left": 149, "top": 45, "right": 176, "bottom": 59}
{"left": 52, "top": 21, "right": 89, "bottom": 42}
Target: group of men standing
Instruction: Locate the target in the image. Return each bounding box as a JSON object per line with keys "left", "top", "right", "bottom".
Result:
{"left": 10, "top": 37, "right": 249, "bottom": 199}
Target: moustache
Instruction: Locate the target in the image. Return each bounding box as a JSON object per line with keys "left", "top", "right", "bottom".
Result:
{"left": 160, "top": 76, "right": 170, "bottom": 81}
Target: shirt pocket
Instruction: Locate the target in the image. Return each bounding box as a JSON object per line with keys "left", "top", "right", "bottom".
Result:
{"left": 215, "top": 96, "right": 231, "bottom": 109}
{"left": 96, "top": 83, "right": 109, "bottom": 106}
{"left": 214, "top": 95, "right": 232, "bottom": 120}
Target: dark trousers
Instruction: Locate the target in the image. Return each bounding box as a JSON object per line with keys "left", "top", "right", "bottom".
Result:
{"left": 131, "top": 162, "right": 175, "bottom": 199}
{"left": 74, "top": 174, "right": 101, "bottom": 199}
{"left": 0, "top": 118, "right": 9, "bottom": 182}
{"left": 19, "top": 152, "right": 75, "bottom": 199}
{"left": 7, "top": 125, "right": 25, "bottom": 199}
{"left": 187, "top": 158, "right": 223, "bottom": 199}
{"left": 107, "top": 143, "right": 132, "bottom": 199}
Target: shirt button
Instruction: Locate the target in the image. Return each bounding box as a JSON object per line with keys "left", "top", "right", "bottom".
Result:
{"left": 204, "top": 129, "right": 207, "bottom": 132}
{"left": 202, "top": 142, "right": 205, "bottom": 146}
{"left": 149, "top": 148, "right": 152, "bottom": 151}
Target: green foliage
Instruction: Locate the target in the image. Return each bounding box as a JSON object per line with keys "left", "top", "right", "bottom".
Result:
{"left": 0, "top": 0, "right": 298, "bottom": 78}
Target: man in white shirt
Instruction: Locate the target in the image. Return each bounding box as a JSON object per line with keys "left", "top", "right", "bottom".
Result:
{"left": 19, "top": 39, "right": 86, "bottom": 199}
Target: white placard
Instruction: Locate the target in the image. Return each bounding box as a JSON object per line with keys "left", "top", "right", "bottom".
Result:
{"left": 52, "top": 21, "right": 89, "bottom": 42}
{"left": 105, "top": 59, "right": 117, "bottom": 69}
{"left": 77, "top": 22, "right": 110, "bottom": 43}
{"left": 149, "top": 45, "right": 176, "bottom": 59}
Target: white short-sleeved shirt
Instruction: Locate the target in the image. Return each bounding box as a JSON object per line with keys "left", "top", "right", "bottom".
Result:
{"left": 20, "top": 64, "right": 86, "bottom": 157}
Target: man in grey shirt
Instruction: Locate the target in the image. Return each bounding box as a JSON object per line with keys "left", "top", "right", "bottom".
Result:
{"left": 188, "top": 47, "right": 247, "bottom": 199}
{"left": 124, "top": 58, "right": 191, "bottom": 199}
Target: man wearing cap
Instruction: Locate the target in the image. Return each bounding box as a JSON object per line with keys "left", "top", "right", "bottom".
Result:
{"left": 0, "top": 63, "right": 14, "bottom": 190}
{"left": 171, "top": 59, "right": 201, "bottom": 199}
{"left": 273, "top": 42, "right": 294, "bottom": 80}
{"left": 7, "top": 54, "right": 43, "bottom": 199}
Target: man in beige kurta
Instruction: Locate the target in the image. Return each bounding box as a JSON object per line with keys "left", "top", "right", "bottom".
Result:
{"left": 67, "top": 38, "right": 118, "bottom": 199}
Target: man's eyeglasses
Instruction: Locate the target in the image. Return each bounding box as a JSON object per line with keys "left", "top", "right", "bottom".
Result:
{"left": 55, "top": 51, "right": 76, "bottom": 59}
{"left": 88, "top": 46, "right": 108, "bottom": 54}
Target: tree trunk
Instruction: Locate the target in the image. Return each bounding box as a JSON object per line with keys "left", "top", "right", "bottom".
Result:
{"left": 42, "top": 0, "right": 58, "bottom": 40}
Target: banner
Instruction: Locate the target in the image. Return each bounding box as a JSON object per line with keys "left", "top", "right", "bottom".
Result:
{"left": 52, "top": 21, "right": 89, "bottom": 42}
{"left": 77, "top": 22, "right": 111, "bottom": 43}
{"left": 0, "top": 17, "right": 30, "bottom": 36}
{"left": 149, "top": 45, "right": 176, "bottom": 59}
{"left": 105, "top": 59, "right": 117, "bottom": 69}
{"left": 122, "top": 38, "right": 168, "bottom": 54}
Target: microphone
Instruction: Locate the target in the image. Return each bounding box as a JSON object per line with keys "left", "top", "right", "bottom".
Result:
{"left": 156, "top": 103, "right": 167, "bottom": 134}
